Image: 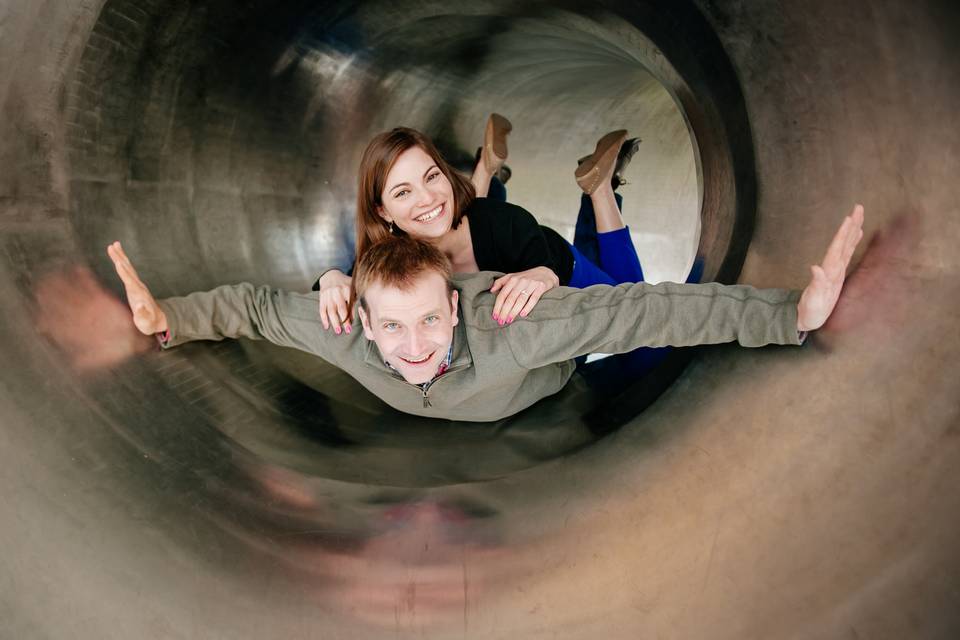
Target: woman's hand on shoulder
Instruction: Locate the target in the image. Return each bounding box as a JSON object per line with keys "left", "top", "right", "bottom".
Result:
{"left": 489, "top": 266, "right": 559, "bottom": 325}
{"left": 317, "top": 270, "right": 353, "bottom": 334}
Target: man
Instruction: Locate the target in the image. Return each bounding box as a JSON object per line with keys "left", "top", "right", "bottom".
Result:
{"left": 107, "top": 205, "right": 864, "bottom": 421}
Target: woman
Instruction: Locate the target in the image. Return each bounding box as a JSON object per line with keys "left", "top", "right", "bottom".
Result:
{"left": 316, "top": 115, "right": 645, "bottom": 334}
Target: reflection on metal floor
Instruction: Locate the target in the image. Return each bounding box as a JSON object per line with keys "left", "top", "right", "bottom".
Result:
{"left": 2, "top": 1, "right": 959, "bottom": 638}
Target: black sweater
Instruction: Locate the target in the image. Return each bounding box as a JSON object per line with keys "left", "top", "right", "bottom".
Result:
{"left": 465, "top": 198, "right": 574, "bottom": 285}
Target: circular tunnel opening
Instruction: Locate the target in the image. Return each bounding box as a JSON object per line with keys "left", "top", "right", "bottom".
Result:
{"left": 53, "top": 0, "right": 756, "bottom": 485}
{"left": 8, "top": 1, "right": 960, "bottom": 636}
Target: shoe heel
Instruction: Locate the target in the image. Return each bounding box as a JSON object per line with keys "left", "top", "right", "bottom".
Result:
{"left": 484, "top": 113, "right": 512, "bottom": 174}
{"left": 575, "top": 129, "right": 628, "bottom": 195}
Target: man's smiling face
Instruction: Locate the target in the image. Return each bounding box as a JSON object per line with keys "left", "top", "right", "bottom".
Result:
{"left": 358, "top": 271, "right": 459, "bottom": 385}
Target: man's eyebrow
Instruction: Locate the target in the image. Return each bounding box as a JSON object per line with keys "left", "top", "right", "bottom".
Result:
{"left": 376, "top": 308, "right": 443, "bottom": 323}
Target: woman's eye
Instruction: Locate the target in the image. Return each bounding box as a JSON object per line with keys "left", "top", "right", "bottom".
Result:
{"left": 394, "top": 189, "right": 409, "bottom": 199}
{"left": 426, "top": 171, "right": 440, "bottom": 182}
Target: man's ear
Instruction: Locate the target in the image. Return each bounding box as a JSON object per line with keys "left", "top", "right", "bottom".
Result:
{"left": 449, "top": 289, "right": 459, "bottom": 327}
{"left": 357, "top": 305, "right": 375, "bottom": 340}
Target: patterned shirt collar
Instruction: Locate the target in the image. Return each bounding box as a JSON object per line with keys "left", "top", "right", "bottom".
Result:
{"left": 434, "top": 342, "right": 454, "bottom": 377}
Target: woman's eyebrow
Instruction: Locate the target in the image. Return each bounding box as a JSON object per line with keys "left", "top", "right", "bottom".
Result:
{"left": 387, "top": 165, "right": 438, "bottom": 194}
{"left": 387, "top": 180, "right": 410, "bottom": 194}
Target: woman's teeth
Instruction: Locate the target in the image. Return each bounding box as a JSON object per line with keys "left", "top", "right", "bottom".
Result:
{"left": 415, "top": 205, "right": 442, "bottom": 222}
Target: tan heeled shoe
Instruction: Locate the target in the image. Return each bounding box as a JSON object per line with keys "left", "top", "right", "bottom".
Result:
{"left": 483, "top": 113, "right": 512, "bottom": 175}
{"left": 574, "top": 129, "right": 628, "bottom": 195}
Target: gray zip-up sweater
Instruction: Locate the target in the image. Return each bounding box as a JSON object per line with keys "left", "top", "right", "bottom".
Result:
{"left": 158, "top": 273, "right": 803, "bottom": 421}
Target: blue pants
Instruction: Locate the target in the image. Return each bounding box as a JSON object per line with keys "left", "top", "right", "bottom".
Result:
{"left": 568, "top": 194, "right": 644, "bottom": 287}
{"left": 488, "top": 178, "right": 704, "bottom": 377}
{"left": 487, "top": 183, "right": 645, "bottom": 287}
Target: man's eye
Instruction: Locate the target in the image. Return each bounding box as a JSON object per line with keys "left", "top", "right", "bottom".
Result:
{"left": 424, "top": 315, "right": 439, "bottom": 325}
{"left": 383, "top": 322, "right": 400, "bottom": 332}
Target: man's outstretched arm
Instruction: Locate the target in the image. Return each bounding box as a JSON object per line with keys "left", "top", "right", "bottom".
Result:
{"left": 107, "top": 242, "right": 350, "bottom": 361}
{"left": 504, "top": 204, "right": 866, "bottom": 367}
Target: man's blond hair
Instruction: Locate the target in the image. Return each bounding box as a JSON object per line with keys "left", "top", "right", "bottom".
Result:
{"left": 352, "top": 236, "right": 454, "bottom": 313}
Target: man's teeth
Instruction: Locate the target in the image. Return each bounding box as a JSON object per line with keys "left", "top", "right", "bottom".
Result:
{"left": 403, "top": 353, "right": 432, "bottom": 364}
{"left": 415, "top": 205, "right": 442, "bottom": 222}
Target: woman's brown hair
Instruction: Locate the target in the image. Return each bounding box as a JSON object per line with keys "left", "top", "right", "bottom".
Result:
{"left": 355, "top": 127, "right": 476, "bottom": 263}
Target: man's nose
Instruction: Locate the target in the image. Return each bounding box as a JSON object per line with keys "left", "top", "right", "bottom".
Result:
{"left": 405, "top": 328, "right": 425, "bottom": 354}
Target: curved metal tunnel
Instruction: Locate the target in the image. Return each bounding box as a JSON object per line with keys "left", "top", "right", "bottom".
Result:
{"left": 2, "top": 1, "right": 959, "bottom": 637}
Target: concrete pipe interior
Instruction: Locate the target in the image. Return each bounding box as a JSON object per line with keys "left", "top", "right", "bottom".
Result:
{"left": 2, "top": 1, "right": 959, "bottom": 638}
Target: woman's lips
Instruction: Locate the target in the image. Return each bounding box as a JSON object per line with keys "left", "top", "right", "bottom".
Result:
{"left": 414, "top": 203, "right": 444, "bottom": 223}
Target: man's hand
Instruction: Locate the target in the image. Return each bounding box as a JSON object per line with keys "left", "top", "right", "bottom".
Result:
{"left": 490, "top": 266, "right": 559, "bottom": 325}
{"left": 106, "top": 241, "right": 168, "bottom": 335}
{"left": 797, "top": 204, "right": 865, "bottom": 332}
{"left": 317, "top": 269, "right": 353, "bottom": 334}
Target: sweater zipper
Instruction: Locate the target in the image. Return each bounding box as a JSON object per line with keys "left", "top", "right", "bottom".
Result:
{"left": 421, "top": 385, "right": 431, "bottom": 408}
{"left": 418, "top": 364, "right": 467, "bottom": 408}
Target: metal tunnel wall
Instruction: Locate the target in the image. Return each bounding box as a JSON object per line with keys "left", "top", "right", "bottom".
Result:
{"left": 1, "top": 1, "right": 958, "bottom": 638}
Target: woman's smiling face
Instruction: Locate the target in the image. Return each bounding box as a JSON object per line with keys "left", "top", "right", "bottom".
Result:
{"left": 378, "top": 146, "right": 456, "bottom": 241}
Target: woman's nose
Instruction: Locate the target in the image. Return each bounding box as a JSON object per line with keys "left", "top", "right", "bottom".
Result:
{"left": 413, "top": 186, "right": 432, "bottom": 206}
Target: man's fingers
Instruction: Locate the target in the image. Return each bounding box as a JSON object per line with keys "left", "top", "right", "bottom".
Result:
{"left": 108, "top": 242, "right": 145, "bottom": 289}
{"left": 851, "top": 203, "right": 865, "bottom": 227}
{"left": 112, "top": 258, "right": 142, "bottom": 293}
{"left": 831, "top": 211, "right": 864, "bottom": 274}
{"left": 824, "top": 214, "right": 855, "bottom": 267}
{"left": 822, "top": 205, "right": 866, "bottom": 275}
{"left": 842, "top": 227, "right": 864, "bottom": 266}
{"left": 110, "top": 242, "right": 135, "bottom": 273}
{"left": 115, "top": 259, "right": 140, "bottom": 286}
{"left": 107, "top": 243, "right": 130, "bottom": 279}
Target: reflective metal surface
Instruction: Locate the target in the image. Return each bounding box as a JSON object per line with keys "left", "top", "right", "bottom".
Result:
{"left": 2, "top": 1, "right": 959, "bottom": 638}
